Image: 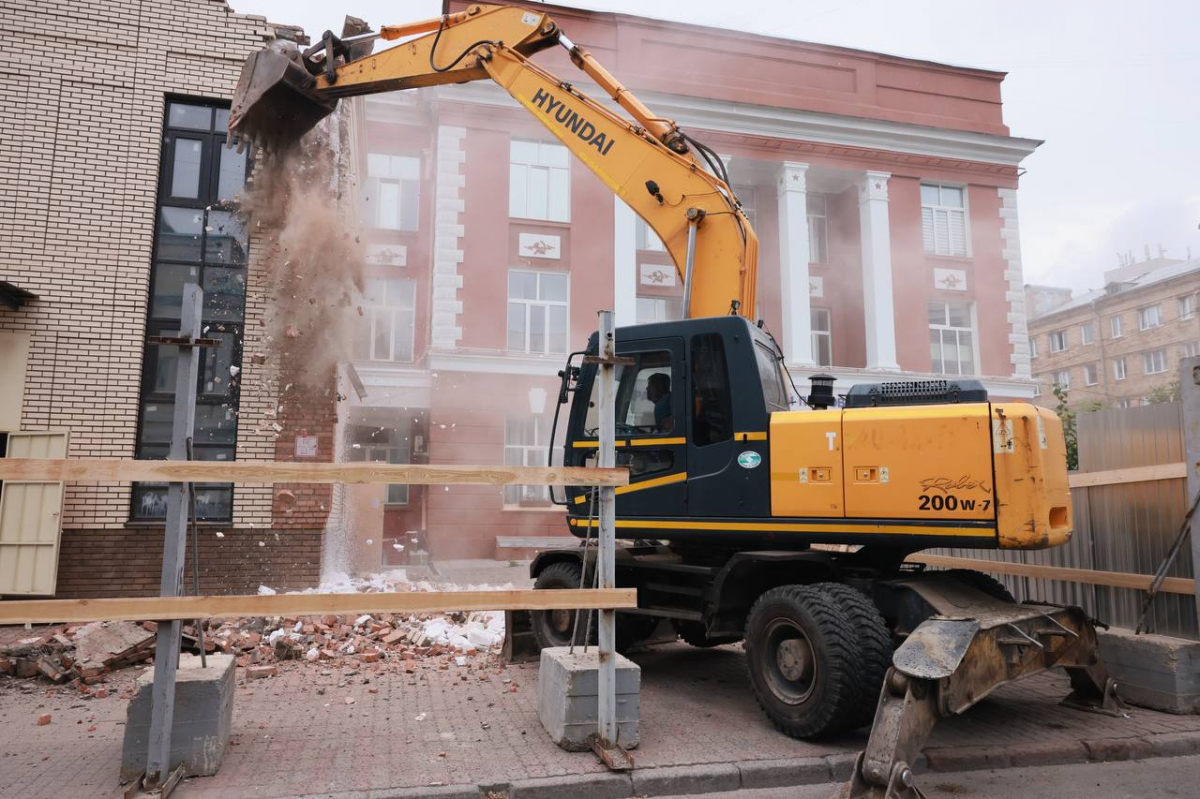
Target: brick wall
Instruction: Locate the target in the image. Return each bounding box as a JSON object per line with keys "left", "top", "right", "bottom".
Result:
{"left": 0, "top": 1, "right": 332, "bottom": 596}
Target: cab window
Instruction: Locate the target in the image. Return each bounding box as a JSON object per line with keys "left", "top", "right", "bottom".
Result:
{"left": 754, "top": 340, "right": 789, "bottom": 412}
{"left": 691, "top": 334, "right": 732, "bottom": 446}
{"left": 583, "top": 350, "right": 674, "bottom": 436}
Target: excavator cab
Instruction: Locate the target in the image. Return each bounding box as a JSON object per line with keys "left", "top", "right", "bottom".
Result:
{"left": 557, "top": 316, "right": 785, "bottom": 525}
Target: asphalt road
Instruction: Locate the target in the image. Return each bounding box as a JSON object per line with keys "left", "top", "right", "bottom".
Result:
{"left": 655, "top": 755, "right": 1199, "bottom": 798}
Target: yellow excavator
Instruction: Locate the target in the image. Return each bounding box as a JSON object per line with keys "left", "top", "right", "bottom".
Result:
{"left": 230, "top": 5, "right": 1125, "bottom": 797}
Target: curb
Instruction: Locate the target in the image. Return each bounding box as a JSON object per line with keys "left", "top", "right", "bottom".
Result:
{"left": 330, "top": 729, "right": 1200, "bottom": 799}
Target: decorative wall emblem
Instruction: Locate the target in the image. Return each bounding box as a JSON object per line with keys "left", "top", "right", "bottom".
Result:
{"left": 366, "top": 244, "right": 406, "bottom": 266}
{"left": 934, "top": 268, "right": 968, "bottom": 292}
{"left": 640, "top": 264, "right": 676, "bottom": 287}
{"left": 809, "top": 275, "right": 824, "bottom": 298}
{"left": 519, "top": 232, "right": 560, "bottom": 259}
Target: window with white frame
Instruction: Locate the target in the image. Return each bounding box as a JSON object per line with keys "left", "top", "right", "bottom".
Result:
{"left": 503, "top": 416, "right": 555, "bottom": 506}
{"left": 1143, "top": 348, "right": 1167, "bottom": 374}
{"left": 507, "top": 270, "right": 568, "bottom": 354}
{"left": 807, "top": 193, "right": 828, "bottom": 264}
{"left": 1110, "top": 314, "right": 1124, "bottom": 338}
{"left": 1049, "top": 329, "right": 1068, "bottom": 353}
{"left": 811, "top": 307, "right": 832, "bottom": 367}
{"left": 1080, "top": 323, "right": 1095, "bottom": 345}
{"left": 1054, "top": 369, "right": 1071, "bottom": 388}
{"left": 928, "top": 301, "right": 975, "bottom": 375}
{"left": 1181, "top": 341, "right": 1200, "bottom": 359}
{"left": 1033, "top": 380, "right": 1042, "bottom": 398}
{"left": 509, "top": 139, "right": 569, "bottom": 222}
{"left": 366, "top": 154, "right": 420, "bottom": 231}
{"left": 355, "top": 278, "right": 416, "bottom": 362}
{"left": 636, "top": 217, "right": 666, "bottom": 252}
{"left": 636, "top": 295, "right": 681, "bottom": 324}
{"left": 1179, "top": 294, "right": 1197, "bottom": 320}
{"left": 1138, "top": 304, "right": 1163, "bottom": 330}
{"left": 1113, "top": 358, "right": 1127, "bottom": 380}
{"left": 1029, "top": 336, "right": 1039, "bottom": 359}
{"left": 346, "top": 423, "right": 412, "bottom": 504}
{"left": 1116, "top": 398, "right": 1133, "bottom": 409}
{"left": 920, "top": 183, "right": 968, "bottom": 257}
{"left": 1084, "top": 363, "right": 1098, "bottom": 385}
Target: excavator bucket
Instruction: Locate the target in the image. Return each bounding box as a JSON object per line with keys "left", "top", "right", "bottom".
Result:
{"left": 229, "top": 42, "right": 337, "bottom": 150}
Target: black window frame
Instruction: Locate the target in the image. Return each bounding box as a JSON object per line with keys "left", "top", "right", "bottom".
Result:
{"left": 132, "top": 98, "right": 251, "bottom": 523}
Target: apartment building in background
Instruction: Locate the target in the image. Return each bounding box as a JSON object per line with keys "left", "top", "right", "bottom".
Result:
{"left": 1027, "top": 257, "right": 1200, "bottom": 409}
{"left": 345, "top": 0, "right": 1044, "bottom": 562}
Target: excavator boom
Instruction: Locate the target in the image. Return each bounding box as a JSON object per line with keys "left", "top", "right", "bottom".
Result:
{"left": 230, "top": 3, "right": 758, "bottom": 321}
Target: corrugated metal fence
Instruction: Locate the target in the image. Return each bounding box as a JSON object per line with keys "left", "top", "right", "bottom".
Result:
{"left": 936, "top": 402, "right": 1197, "bottom": 640}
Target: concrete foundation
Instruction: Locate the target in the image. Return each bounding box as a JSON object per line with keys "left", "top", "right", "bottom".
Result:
{"left": 1099, "top": 628, "right": 1200, "bottom": 714}
{"left": 120, "top": 653, "right": 236, "bottom": 782}
{"left": 538, "top": 646, "right": 640, "bottom": 751}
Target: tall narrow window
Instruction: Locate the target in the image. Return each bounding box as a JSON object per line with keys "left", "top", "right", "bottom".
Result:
{"left": 921, "top": 183, "right": 969, "bottom": 257}
{"left": 1110, "top": 315, "right": 1124, "bottom": 338}
{"left": 807, "top": 193, "right": 828, "bottom": 264}
{"left": 928, "top": 301, "right": 975, "bottom": 376}
{"left": 1080, "top": 323, "right": 1094, "bottom": 345}
{"left": 1113, "top": 358, "right": 1127, "bottom": 380}
{"left": 1084, "top": 363, "right": 1098, "bottom": 386}
{"left": 1179, "top": 295, "right": 1197, "bottom": 320}
{"left": 355, "top": 278, "right": 416, "bottom": 362}
{"left": 1029, "top": 337, "right": 1039, "bottom": 359}
{"left": 507, "top": 270, "right": 568, "bottom": 354}
{"left": 135, "top": 100, "right": 248, "bottom": 522}
{"left": 691, "top": 334, "right": 733, "bottom": 446}
{"left": 365, "top": 153, "right": 420, "bottom": 231}
{"left": 811, "top": 308, "right": 832, "bottom": 367}
{"left": 509, "top": 139, "right": 570, "bottom": 222}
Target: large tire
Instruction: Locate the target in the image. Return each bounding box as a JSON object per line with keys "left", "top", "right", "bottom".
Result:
{"left": 531, "top": 561, "right": 588, "bottom": 650}
{"left": 813, "top": 583, "right": 892, "bottom": 730}
{"left": 531, "top": 562, "right": 657, "bottom": 653}
{"left": 942, "top": 569, "right": 1015, "bottom": 603}
{"left": 744, "top": 584, "right": 876, "bottom": 739}
{"left": 672, "top": 620, "right": 742, "bottom": 648}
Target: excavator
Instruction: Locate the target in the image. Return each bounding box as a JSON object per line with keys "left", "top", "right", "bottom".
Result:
{"left": 229, "top": 5, "right": 1126, "bottom": 797}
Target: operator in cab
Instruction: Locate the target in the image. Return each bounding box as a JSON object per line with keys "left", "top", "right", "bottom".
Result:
{"left": 647, "top": 372, "right": 673, "bottom": 433}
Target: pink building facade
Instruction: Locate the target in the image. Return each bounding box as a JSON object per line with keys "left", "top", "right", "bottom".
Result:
{"left": 345, "top": 1, "right": 1041, "bottom": 562}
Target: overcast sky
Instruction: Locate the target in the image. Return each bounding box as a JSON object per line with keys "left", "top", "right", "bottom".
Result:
{"left": 231, "top": 0, "right": 1200, "bottom": 293}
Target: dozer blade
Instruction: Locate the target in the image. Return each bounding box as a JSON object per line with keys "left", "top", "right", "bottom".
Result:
{"left": 842, "top": 578, "right": 1127, "bottom": 799}
{"left": 229, "top": 42, "right": 337, "bottom": 151}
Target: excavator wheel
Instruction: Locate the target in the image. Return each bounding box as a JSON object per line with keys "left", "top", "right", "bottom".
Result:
{"left": 672, "top": 620, "right": 742, "bottom": 648}
{"left": 531, "top": 561, "right": 590, "bottom": 650}
{"left": 940, "top": 569, "right": 1015, "bottom": 603}
{"left": 744, "top": 584, "right": 880, "bottom": 739}
{"left": 811, "top": 583, "right": 893, "bottom": 731}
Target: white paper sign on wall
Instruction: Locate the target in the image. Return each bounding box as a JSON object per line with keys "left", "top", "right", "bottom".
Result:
{"left": 640, "top": 264, "right": 676, "bottom": 287}
{"left": 366, "top": 244, "right": 407, "bottom": 267}
{"left": 934, "top": 268, "right": 968, "bottom": 292}
{"left": 518, "top": 233, "right": 561, "bottom": 259}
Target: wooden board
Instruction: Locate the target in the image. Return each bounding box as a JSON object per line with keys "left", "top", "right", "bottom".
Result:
{"left": 0, "top": 458, "right": 628, "bottom": 487}
{"left": 1068, "top": 462, "right": 1187, "bottom": 489}
{"left": 909, "top": 553, "right": 1195, "bottom": 595}
{"left": 0, "top": 588, "right": 639, "bottom": 625}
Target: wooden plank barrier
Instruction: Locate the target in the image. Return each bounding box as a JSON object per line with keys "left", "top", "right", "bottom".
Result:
{"left": 909, "top": 553, "right": 1195, "bottom": 596}
{"left": 1067, "top": 462, "right": 1188, "bottom": 489}
{"left": 0, "top": 458, "right": 628, "bottom": 487}
{"left": 0, "top": 588, "right": 638, "bottom": 625}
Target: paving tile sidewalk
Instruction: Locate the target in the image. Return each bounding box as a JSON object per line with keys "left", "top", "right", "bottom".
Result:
{"left": 2, "top": 640, "right": 1198, "bottom": 799}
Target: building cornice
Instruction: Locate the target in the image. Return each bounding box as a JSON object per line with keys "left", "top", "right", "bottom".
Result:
{"left": 433, "top": 82, "right": 1041, "bottom": 168}
{"left": 427, "top": 350, "right": 565, "bottom": 377}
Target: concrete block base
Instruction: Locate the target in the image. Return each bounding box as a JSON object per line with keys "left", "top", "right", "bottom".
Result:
{"left": 120, "top": 654, "right": 236, "bottom": 782}
{"left": 538, "top": 647, "right": 640, "bottom": 751}
{"left": 1098, "top": 628, "right": 1200, "bottom": 714}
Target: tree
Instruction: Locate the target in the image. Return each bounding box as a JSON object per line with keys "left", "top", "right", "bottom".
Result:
{"left": 1053, "top": 384, "right": 1078, "bottom": 471}
{"left": 1146, "top": 380, "right": 1181, "bottom": 404}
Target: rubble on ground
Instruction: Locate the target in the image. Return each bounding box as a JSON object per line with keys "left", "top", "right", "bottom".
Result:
{"left": 1, "top": 574, "right": 508, "bottom": 687}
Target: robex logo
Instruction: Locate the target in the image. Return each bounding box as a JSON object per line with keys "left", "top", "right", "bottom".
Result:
{"left": 530, "top": 88, "right": 615, "bottom": 156}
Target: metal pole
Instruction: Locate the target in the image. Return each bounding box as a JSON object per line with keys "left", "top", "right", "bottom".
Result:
{"left": 145, "top": 283, "right": 203, "bottom": 789}
{"left": 596, "top": 310, "right": 618, "bottom": 748}
{"left": 1180, "top": 355, "right": 1200, "bottom": 623}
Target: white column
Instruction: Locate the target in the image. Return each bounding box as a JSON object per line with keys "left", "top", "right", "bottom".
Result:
{"left": 777, "top": 161, "right": 815, "bottom": 367}
{"left": 613, "top": 196, "right": 638, "bottom": 327}
{"left": 857, "top": 170, "right": 900, "bottom": 370}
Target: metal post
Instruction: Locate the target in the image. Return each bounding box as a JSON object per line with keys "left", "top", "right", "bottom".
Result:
{"left": 1180, "top": 355, "right": 1200, "bottom": 621}
{"left": 145, "top": 283, "right": 203, "bottom": 790}
{"left": 596, "top": 310, "right": 618, "bottom": 749}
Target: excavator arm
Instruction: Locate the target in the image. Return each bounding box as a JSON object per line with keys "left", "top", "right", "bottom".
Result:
{"left": 230, "top": 3, "right": 758, "bottom": 321}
